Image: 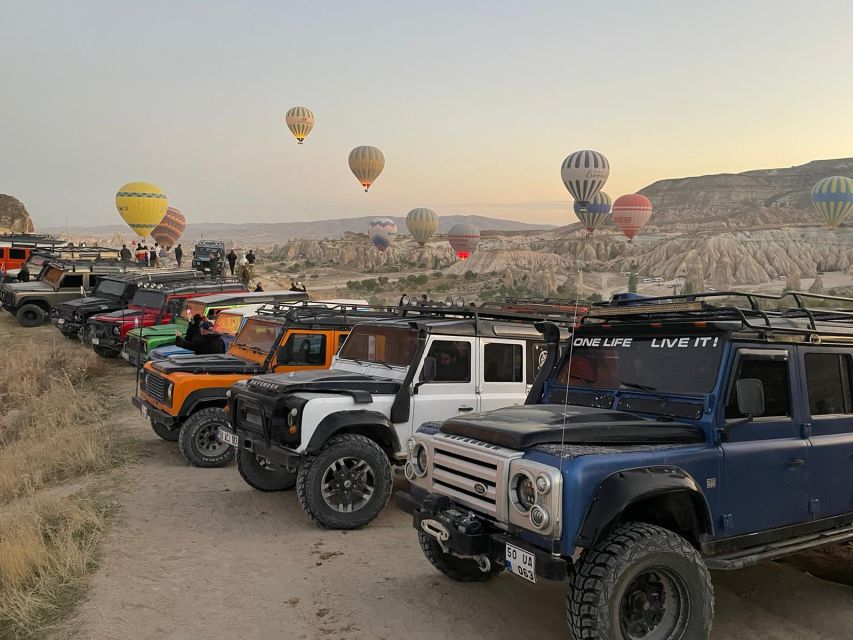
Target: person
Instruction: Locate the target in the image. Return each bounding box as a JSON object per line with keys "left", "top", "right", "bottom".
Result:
{"left": 150, "top": 243, "right": 159, "bottom": 268}
{"left": 289, "top": 280, "right": 307, "bottom": 292}
{"left": 226, "top": 249, "right": 237, "bottom": 275}
{"left": 17, "top": 264, "right": 30, "bottom": 282}
{"left": 120, "top": 244, "right": 131, "bottom": 264}
{"left": 159, "top": 244, "right": 167, "bottom": 266}
{"left": 434, "top": 344, "right": 468, "bottom": 382}
{"left": 254, "top": 282, "right": 264, "bottom": 292}
{"left": 136, "top": 244, "right": 147, "bottom": 267}
{"left": 184, "top": 314, "right": 203, "bottom": 342}
{"left": 246, "top": 249, "right": 256, "bottom": 265}
{"left": 209, "top": 250, "right": 222, "bottom": 278}
{"left": 297, "top": 339, "right": 311, "bottom": 363}
{"left": 175, "top": 321, "right": 225, "bottom": 355}
{"left": 174, "top": 243, "right": 183, "bottom": 267}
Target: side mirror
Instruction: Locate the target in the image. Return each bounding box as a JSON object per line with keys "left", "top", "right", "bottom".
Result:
{"left": 413, "top": 356, "right": 437, "bottom": 394}
{"left": 736, "top": 378, "right": 765, "bottom": 418}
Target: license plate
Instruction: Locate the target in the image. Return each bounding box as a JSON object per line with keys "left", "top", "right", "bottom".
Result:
{"left": 91, "top": 338, "right": 99, "bottom": 345}
{"left": 218, "top": 429, "right": 239, "bottom": 447}
{"left": 139, "top": 405, "right": 148, "bottom": 419}
{"left": 121, "top": 351, "right": 129, "bottom": 361}
{"left": 57, "top": 319, "right": 65, "bottom": 325}
{"left": 505, "top": 543, "right": 536, "bottom": 583}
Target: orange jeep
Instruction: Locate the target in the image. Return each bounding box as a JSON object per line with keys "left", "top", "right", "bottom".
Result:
{"left": 132, "top": 303, "right": 387, "bottom": 468}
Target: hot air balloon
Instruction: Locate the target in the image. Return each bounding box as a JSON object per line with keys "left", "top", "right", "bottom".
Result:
{"left": 811, "top": 176, "right": 853, "bottom": 229}
{"left": 448, "top": 223, "right": 480, "bottom": 260}
{"left": 561, "top": 150, "right": 609, "bottom": 208}
{"left": 151, "top": 206, "right": 186, "bottom": 247}
{"left": 115, "top": 182, "right": 169, "bottom": 238}
{"left": 405, "top": 208, "right": 439, "bottom": 246}
{"left": 368, "top": 218, "right": 397, "bottom": 252}
{"left": 285, "top": 106, "right": 315, "bottom": 144}
{"left": 573, "top": 191, "right": 611, "bottom": 233}
{"left": 612, "top": 194, "right": 653, "bottom": 241}
{"left": 349, "top": 146, "right": 385, "bottom": 192}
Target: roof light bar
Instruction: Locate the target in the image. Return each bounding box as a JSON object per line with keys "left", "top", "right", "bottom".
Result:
{"left": 588, "top": 301, "right": 704, "bottom": 318}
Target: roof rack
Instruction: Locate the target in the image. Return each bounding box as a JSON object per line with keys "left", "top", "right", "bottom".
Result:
{"left": 137, "top": 276, "right": 242, "bottom": 293}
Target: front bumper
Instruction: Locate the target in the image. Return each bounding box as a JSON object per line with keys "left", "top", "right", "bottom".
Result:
{"left": 53, "top": 318, "right": 84, "bottom": 337}
{"left": 87, "top": 323, "right": 123, "bottom": 350}
{"left": 396, "top": 491, "right": 568, "bottom": 581}
{"left": 132, "top": 396, "right": 178, "bottom": 427}
{"left": 219, "top": 425, "right": 300, "bottom": 469}
{"left": 122, "top": 348, "right": 147, "bottom": 366}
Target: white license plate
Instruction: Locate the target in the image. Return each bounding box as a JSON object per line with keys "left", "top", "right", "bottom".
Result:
{"left": 218, "top": 429, "right": 239, "bottom": 447}
{"left": 139, "top": 405, "right": 148, "bottom": 419}
{"left": 121, "top": 351, "right": 130, "bottom": 361}
{"left": 91, "top": 338, "right": 99, "bottom": 345}
{"left": 57, "top": 319, "right": 65, "bottom": 325}
{"left": 505, "top": 543, "right": 536, "bottom": 583}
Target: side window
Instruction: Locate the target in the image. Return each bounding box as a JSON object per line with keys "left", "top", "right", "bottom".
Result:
{"left": 280, "top": 333, "right": 327, "bottom": 365}
{"left": 484, "top": 343, "right": 523, "bottom": 382}
{"left": 337, "top": 333, "right": 348, "bottom": 351}
{"left": 527, "top": 341, "right": 552, "bottom": 383}
{"left": 805, "top": 352, "right": 853, "bottom": 416}
{"left": 10, "top": 249, "right": 26, "bottom": 260}
{"left": 426, "top": 340, "right": 471, "bottom": 383}
{"left": 89, "top": 275, "right": 100, "bottom": 288}
{"left": 726, "top": 356, "right": 790, "bottom": 419}
{"left": 62, "top": 274, "right": 84, "bottom": 288}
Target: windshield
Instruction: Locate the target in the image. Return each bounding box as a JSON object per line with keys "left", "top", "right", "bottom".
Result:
{"left": 94, "top": 279, "right": 127, "bottom": 298}
{"left": 213, "top": 311, "right": 244, "bottom": 335}
{"left": 129, "top": 290, "right": 166, "bottom": 310}
{"left": 338, "top": 325, "right": 419, "bottom": 367}
{"left": 194, "top": 244, "right": 221, "bottom": 258}
{"left": 42, "top": 266, "right": 63, "bottom": 286}
{"left": 557, "top": 335, "right": 723, "bottom": 395}
{"left": 234, "top": 318, "right": 280, "bottom": 353}
{"left": 183, "top": 300, "right": 208, "bottom": 321}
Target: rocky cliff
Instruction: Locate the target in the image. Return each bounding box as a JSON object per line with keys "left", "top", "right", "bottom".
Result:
{"left": 0, "top": 195, "right": 35, "bottom": 233}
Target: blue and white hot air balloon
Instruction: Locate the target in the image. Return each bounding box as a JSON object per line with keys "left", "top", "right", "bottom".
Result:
{"left": 812, "top": 176, "right": 853, "bottom": 229}
{"left": 573, "top": 191, "right": 611, "bottom": 233}
{"left": 561, "top": 150, "right": 610, "bottom": 210}
{"left": 368, "top": 217, "right": 397, "bottom": 252}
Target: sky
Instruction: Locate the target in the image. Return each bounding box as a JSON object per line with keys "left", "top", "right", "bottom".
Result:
{"left": 1, "top": 0, "right": 852, "bottom": 229}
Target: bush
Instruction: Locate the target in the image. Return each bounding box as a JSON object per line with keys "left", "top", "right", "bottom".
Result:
{"left": 464, "top": 271, "right": 477, "bottom": 281}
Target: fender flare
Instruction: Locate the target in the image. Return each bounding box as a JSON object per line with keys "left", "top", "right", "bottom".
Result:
{"left": 181, "top": 388, "right": 229, "bottom": 417}
{"left": 17, "top": 297, "right": 49, "bottom": 310}
{"left": 574, "top": 466, "right": 714, "bottom": 547}
{"left": 306, "top": 410, "right": 400, "bottom": 455}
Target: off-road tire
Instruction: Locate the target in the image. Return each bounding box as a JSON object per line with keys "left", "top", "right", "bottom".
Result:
{"left": 16, "top": 304, "right": 45, "bottom": 327}
{"left": 237, "top": 448, "right": 296, "bottom": 491}
{"left": 568, "top": 523, "right": 713, "bottom": 640}
{"left": 178, "top": 408, "right": 235, "bottom": 468}
{"left": 150, "top": 419, "right": 180, "bottom": 442}
{"left": 418, "top": 531, "right": 502, "bottom": 582}
{"left": 296, "top": 433, "right": 392, "bottom": 530}
{"left": 93, "top": 345, "right": 120, "bottom": 358}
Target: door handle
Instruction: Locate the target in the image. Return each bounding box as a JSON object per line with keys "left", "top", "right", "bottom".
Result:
{"left": 786, "top": 458, "right": 806, "bottom": 467}
{"left": 458, "top": 406, "right": 474, "bottom": 412}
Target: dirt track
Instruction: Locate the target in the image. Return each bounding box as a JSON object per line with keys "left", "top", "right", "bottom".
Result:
{"left": 3, "top": 313, "right": 841, "bottom": 640}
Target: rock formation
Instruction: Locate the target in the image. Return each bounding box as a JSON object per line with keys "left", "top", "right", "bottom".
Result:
{"left": 0, "top": 195, "right": 35, "bottom": 233}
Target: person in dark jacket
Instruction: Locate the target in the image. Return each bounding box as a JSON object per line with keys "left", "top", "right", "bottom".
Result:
{"left": 254, "top": 282, "right": 264, "bottom": 292}
{"left": 17, "top": 265, "right": 30, "bottom": 282}
{"left": 175, "top": 321, "right": 225, "bottom": 355}
{"left": 120, "top": 244, "right": 131, "bottom": 264}
{"left": 246, "top": 249, "right": 256, "bottom": 265}
{"left": 174, "top": 244, "right": 183, "bottom": 267}
{"left": 226, "top": 249, "right": 237, "bottom": 275}
{"left": 289, "top": 281, "right": 307, "bottom": 292}
{"left": 150, "top": 243, "right": 159, "bottom": 268}
{"left": 184, "top": 314, "right": 203, "bottom": 341}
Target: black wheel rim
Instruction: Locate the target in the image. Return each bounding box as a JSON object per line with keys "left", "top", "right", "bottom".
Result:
{"left": 619, "top": 567, "right": 690, "bottom": 640}
{"left": 195, "top": 423, "right": 229, "bottom": 456}
{"left": 320, "top": 456, "right": 375, "bottom": 513}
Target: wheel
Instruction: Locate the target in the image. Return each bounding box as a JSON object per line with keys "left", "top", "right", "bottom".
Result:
{"left": 296, "top": 433, "right": 392, "bottom": 530}
{"left": 237, "top": 448, "right": 296, "bottom": 491}
{"left": 16, "top": 304, "right": 46, "bottom": 327}
{"left": 177, "top": 408, "right": 235, "bottom": 468}
{"left": 93, "top": 345, "right": 120, "bottom": 358}
{"left": 567, "top": 523, "right": 714, "bottom": 640}
{"left": 150, "top": 419, "right": 180, "bottom": 442}
{"left": 417, "top": 531, "right": 502, "bottom": 582}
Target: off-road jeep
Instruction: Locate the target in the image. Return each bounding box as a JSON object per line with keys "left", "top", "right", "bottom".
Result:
{"left": 121, "top": 290, "right": 309, "bottom": 365}
{"left": 86, "top": 277, "right": 246, "bottom": 358}
{"left": 52, "top": 270, "right": 200, "bottom": 339}
{"left": 132, "top": 302, "right": 387, "bottom": 468}
{"left": 397, "top": 292, "right": 853, "bottom": 640}
{"left": 0, "top": 260, "right": 126, "bottom": 327}
{"left": 221, "top": 304, "right": 576, "bottom": 530}
{"left": 191, "top": 240, "right": 226, "bottom": 275}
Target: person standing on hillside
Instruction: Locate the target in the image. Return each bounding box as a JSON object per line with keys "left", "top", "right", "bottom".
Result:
{"left": 209, "top": 250, "right": 222, "bottom": 279}
{"left": 226, "top": 249, "right": 237, "bottom": 275}
{"left": 150, "top": 243, "right": 160, "bottom": 268}
{"left": 246, "top": 249, "right": 256, "bottom": 265}
{"left": 120, "top": 244, "right": 131, "bottom": 264}
{"left": 175, "top": 243, "right": 183, "bottom": 267}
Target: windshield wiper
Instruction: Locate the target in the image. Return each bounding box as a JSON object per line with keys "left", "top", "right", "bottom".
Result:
{"left": 619, "top": 380, "right": 658, "bottom": 391}
{"left": 345, "top": 357, "right": 393, "bottom": 370}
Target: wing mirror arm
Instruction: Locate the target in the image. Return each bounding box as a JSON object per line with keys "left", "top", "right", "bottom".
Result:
{"left": 413, "top": 356, "right": 437, "bottom": 394}
{"left": 719, "top": 378, "right": 765, "bottom": 442}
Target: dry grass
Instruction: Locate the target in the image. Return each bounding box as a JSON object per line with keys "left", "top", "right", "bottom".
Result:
{"left": 0, "top": 339, "right": 122, "bottom": 638}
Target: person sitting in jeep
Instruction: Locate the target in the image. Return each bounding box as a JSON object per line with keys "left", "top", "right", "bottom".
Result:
{"left": 175, "top": 321, "right": 225, "bottom": 355}
{"left": 434, "top": 343, "right": 469, "bottom": 382}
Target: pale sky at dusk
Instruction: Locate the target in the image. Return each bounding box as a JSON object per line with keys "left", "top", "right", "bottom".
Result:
{"left": 2, "top": 0, "right": 852, "bottom": 228}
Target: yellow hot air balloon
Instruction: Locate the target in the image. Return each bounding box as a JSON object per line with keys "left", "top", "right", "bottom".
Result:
{"left": 115, "top": 182, "right": 168, "bottom": 238}
{"left": 348, "top": 146, "right": 385, "bottom": 192}
{"left": 285, "top": 106, "right": 315, "bottom": 144}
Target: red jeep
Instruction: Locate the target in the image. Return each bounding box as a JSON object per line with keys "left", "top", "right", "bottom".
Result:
{"left": 86, "top": 278, "right": 246, "bottom": 358}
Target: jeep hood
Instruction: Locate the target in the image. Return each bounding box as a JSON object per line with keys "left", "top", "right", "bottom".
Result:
{"left": 139, "top": 323, "right": 182, "bottom": 337}
{"left": 92, "top": 308, "right": 148, "bottom": 323}
{"left": 3, "top": 281, "right": 55, "bottom": 294}
{"left": 151, "top": 354, "right": 264, "bottom": 375}
{"left": 440, "top": 404, "right": 705, "bottom": 449}
{"left": 61, "top": 296, "right": 120, "bottom": 313}
{"left": 246, "top": 369, "right": 402, "bottom": 396}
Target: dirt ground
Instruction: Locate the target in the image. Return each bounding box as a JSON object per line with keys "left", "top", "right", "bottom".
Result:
{"left": 5, "top": 317, "right": 849, "bottom": 640}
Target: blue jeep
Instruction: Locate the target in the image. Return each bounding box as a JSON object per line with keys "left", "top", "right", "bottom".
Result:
{"left": 396, "top": 292, "right": 853, "bottom": 639}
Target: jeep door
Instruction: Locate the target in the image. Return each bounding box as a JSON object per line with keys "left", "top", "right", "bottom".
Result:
{"left": 270, "top": 330, "right": 332, "bottom": 372}
{"left": 411, "top": 336, "right": 478, "bottom": 432}
{"left": 719, "top": 347, "right": 811, "bottom": 536}
{"left": 798, "top": 346, "right": 853, "bottom": 519}
{"left": 477, "top": 339, "right": 527, "bottom": 412}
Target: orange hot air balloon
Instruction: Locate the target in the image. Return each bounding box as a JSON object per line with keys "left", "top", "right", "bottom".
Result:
{"left": 151, "top": 206, "right": 186, "bottom": 247}
{"left": 612, "top": 194, "right": 653, "bottom": 241}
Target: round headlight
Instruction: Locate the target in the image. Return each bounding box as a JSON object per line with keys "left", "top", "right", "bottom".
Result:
{"left": 530, "top": 505, "right": 550, "bottom": 530}
{"left": 113, "top": 326, "right": 120, "bottom": 335}
{"left": 287, "top": 407, "right": 298, "bottom": 427}
{"left": 406, "top": 437, "right": 416, "bottom": 452}
{"left": 73, "top": 312, "right": 82, "bottom": 321}
{"left": 166, "top": 383, "right": 174, "bottom": 400}
{"left": 511, "top": 473, "right": 536, "bottom": 513}
{"left": 535, "top": 474, "right": 551, "bottom": 495}
{"left": 410, "top": 443, "right": 428, "bottom": 477}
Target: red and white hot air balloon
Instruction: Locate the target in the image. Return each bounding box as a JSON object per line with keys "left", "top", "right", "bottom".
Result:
{"left": 448, "top": 223, "right": 480, "bottom": 260}
{"left": 612, "top": 194, "right": 653, "bottom": 241}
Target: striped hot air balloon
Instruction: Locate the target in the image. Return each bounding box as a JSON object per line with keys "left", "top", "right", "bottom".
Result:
{"left": 115, "top": 182, "right": 169, "bottom": 238}
{"left": 368, "top": 217, "right": 397, "bottom": 252}
{"left": 405, "top": 208, "right": 439, "bottom": 246}
{"left": 349, "top": 146, "right": 385, "bottom": 192}
{"left": 448, "top": 223, "right": 480, "bottom": 260}
{"left": 612, "top": 194, "right": 653, "bottom": 241}
{"left": 285, "top": 106, "right": 315, "bottom": 144}
{"left": 811, "top": 176, "right": 853, "bottom": 229}
{"left": 561, "top": 150, "right": 609, "bottom": 208}
{"left": 573, "top": 191, "right": 612, "bottom": 233}
{"left": 151, "top": 206, "right": 186, "bottom": 247}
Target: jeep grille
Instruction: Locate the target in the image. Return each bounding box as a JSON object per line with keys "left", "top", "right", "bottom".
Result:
{"left": 125, "top": 335, "right": 143, "bottom": 355}
{"left": 144, "top": 372, "right": 169, "bottom": 404}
